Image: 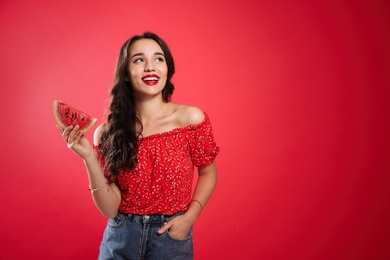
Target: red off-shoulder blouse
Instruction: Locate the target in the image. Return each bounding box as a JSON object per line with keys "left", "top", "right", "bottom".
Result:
{"left": 94, "top": 113, "right": 220, "bottom": 215}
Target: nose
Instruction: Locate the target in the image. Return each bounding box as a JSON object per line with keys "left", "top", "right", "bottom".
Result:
{"left": 144, "top": 60, "right": 155, "bottom": 72}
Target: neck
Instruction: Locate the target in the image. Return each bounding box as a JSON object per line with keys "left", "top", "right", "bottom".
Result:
{"left": 135, "top": 96, "right": 170, "bottom": 123}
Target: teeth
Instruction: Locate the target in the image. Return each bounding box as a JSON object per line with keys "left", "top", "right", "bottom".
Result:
{"left": 144, "top": 77, "right": 158, "bottom": 81}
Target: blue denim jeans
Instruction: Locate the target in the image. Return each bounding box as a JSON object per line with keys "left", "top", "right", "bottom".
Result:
{"left": 98, "top": 212, "right": 193, "bottom": 260}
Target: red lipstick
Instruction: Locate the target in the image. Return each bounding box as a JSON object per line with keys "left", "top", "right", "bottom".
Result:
{"left": 142, "top": 74, "right": 160, "bottom": 86}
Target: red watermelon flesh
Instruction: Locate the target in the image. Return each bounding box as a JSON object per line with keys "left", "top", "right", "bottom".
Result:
{"left": 53, "top": 100, "right": 97, "bottom": 133}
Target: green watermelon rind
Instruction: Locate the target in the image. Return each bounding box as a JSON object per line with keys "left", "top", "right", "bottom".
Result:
{"left": 53, "top": 100, "right": 97, "bottom": 133}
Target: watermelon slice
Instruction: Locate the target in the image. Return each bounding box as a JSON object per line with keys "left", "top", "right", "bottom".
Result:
{"left": 53, "top": 100, "right": 97, "bottom": 133}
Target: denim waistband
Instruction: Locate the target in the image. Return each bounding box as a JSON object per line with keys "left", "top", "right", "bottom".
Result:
{"left": 118, "top": 211, "right": 183, "bottom": 224}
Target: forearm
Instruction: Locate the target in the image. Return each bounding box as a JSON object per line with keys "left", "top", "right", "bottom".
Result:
{"left": 84, "top": 154, "right": 121, "bottom": 218}
{"left": 186, "top": 162, "right": 218, "bottom": 220}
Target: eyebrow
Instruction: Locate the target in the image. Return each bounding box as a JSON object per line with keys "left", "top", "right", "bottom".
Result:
{"left": 130, "top": 52, "right": 165, "bottom": 59}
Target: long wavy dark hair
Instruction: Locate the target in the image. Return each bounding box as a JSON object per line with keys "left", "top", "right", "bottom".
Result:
{"left": 98, "top": 32, "right": 175, "bottom": 182}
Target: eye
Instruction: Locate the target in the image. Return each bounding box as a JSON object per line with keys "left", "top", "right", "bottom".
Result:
{"left": 133, "top": 58, "right": 144, "bottom": 63}
{"left": 156, "top": 57, "right": 165, "bottom": 62}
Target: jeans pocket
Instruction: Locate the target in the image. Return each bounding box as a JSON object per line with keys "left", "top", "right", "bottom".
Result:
{"left": 166, "top": 227, "right": 193, "bottom": 242}
{"left": 107, "top": 213, "right": 126, "bottom": 228}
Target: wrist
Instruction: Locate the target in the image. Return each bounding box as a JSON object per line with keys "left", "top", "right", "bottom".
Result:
{"left": 183, "top": 210, "right": 198, "bottom": 225}
{"left": 83, "top": 152, "right": 98, "bottom": 165}
{"left": 185, "top": 202, "right": 202, "bottom": 222}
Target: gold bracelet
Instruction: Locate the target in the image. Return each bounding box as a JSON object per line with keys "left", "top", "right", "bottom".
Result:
{"left": 191, "top": 199, "right": 203, "bottom": 210}
{"left": 89, "top": 180, "right": 109, "bottom": 193}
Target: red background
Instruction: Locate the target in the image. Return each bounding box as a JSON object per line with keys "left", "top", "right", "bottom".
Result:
{"left": 1, "top": 0, "right": 389, "bottom": 259}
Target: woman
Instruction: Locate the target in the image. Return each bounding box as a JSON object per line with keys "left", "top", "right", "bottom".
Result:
{"left": 58, "top": 32, "right": 219, "bottom": 259}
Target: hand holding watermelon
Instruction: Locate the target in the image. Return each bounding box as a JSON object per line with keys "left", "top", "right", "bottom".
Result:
{"left": 53, "top": 100, "right": 98, "bottom": 159}
{"left": 56, "top": 124, "right": 95, "bottom": 159}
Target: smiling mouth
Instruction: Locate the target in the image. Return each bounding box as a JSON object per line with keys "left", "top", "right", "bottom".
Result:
{"left": 142, "top": 75, "right": 160, "bottom": 85}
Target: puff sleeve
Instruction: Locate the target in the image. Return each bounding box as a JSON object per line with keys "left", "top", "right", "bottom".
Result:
{"left": 189, "top": 113, "right": 220, "bottom": 167}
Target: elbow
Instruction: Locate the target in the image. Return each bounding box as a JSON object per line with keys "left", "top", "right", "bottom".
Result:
{"left": 103, "top": 209, "right": 119, "bottom": 219}
{"left": 96, "top": 201, "right": 120, "bottom": 219}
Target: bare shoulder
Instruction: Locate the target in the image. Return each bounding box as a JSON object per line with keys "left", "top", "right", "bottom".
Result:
{"left": 93, "top": 123, "right": 106, "bottom": 146}
{"left": 174, "top": 104, "right": 205, "bottom": 126}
